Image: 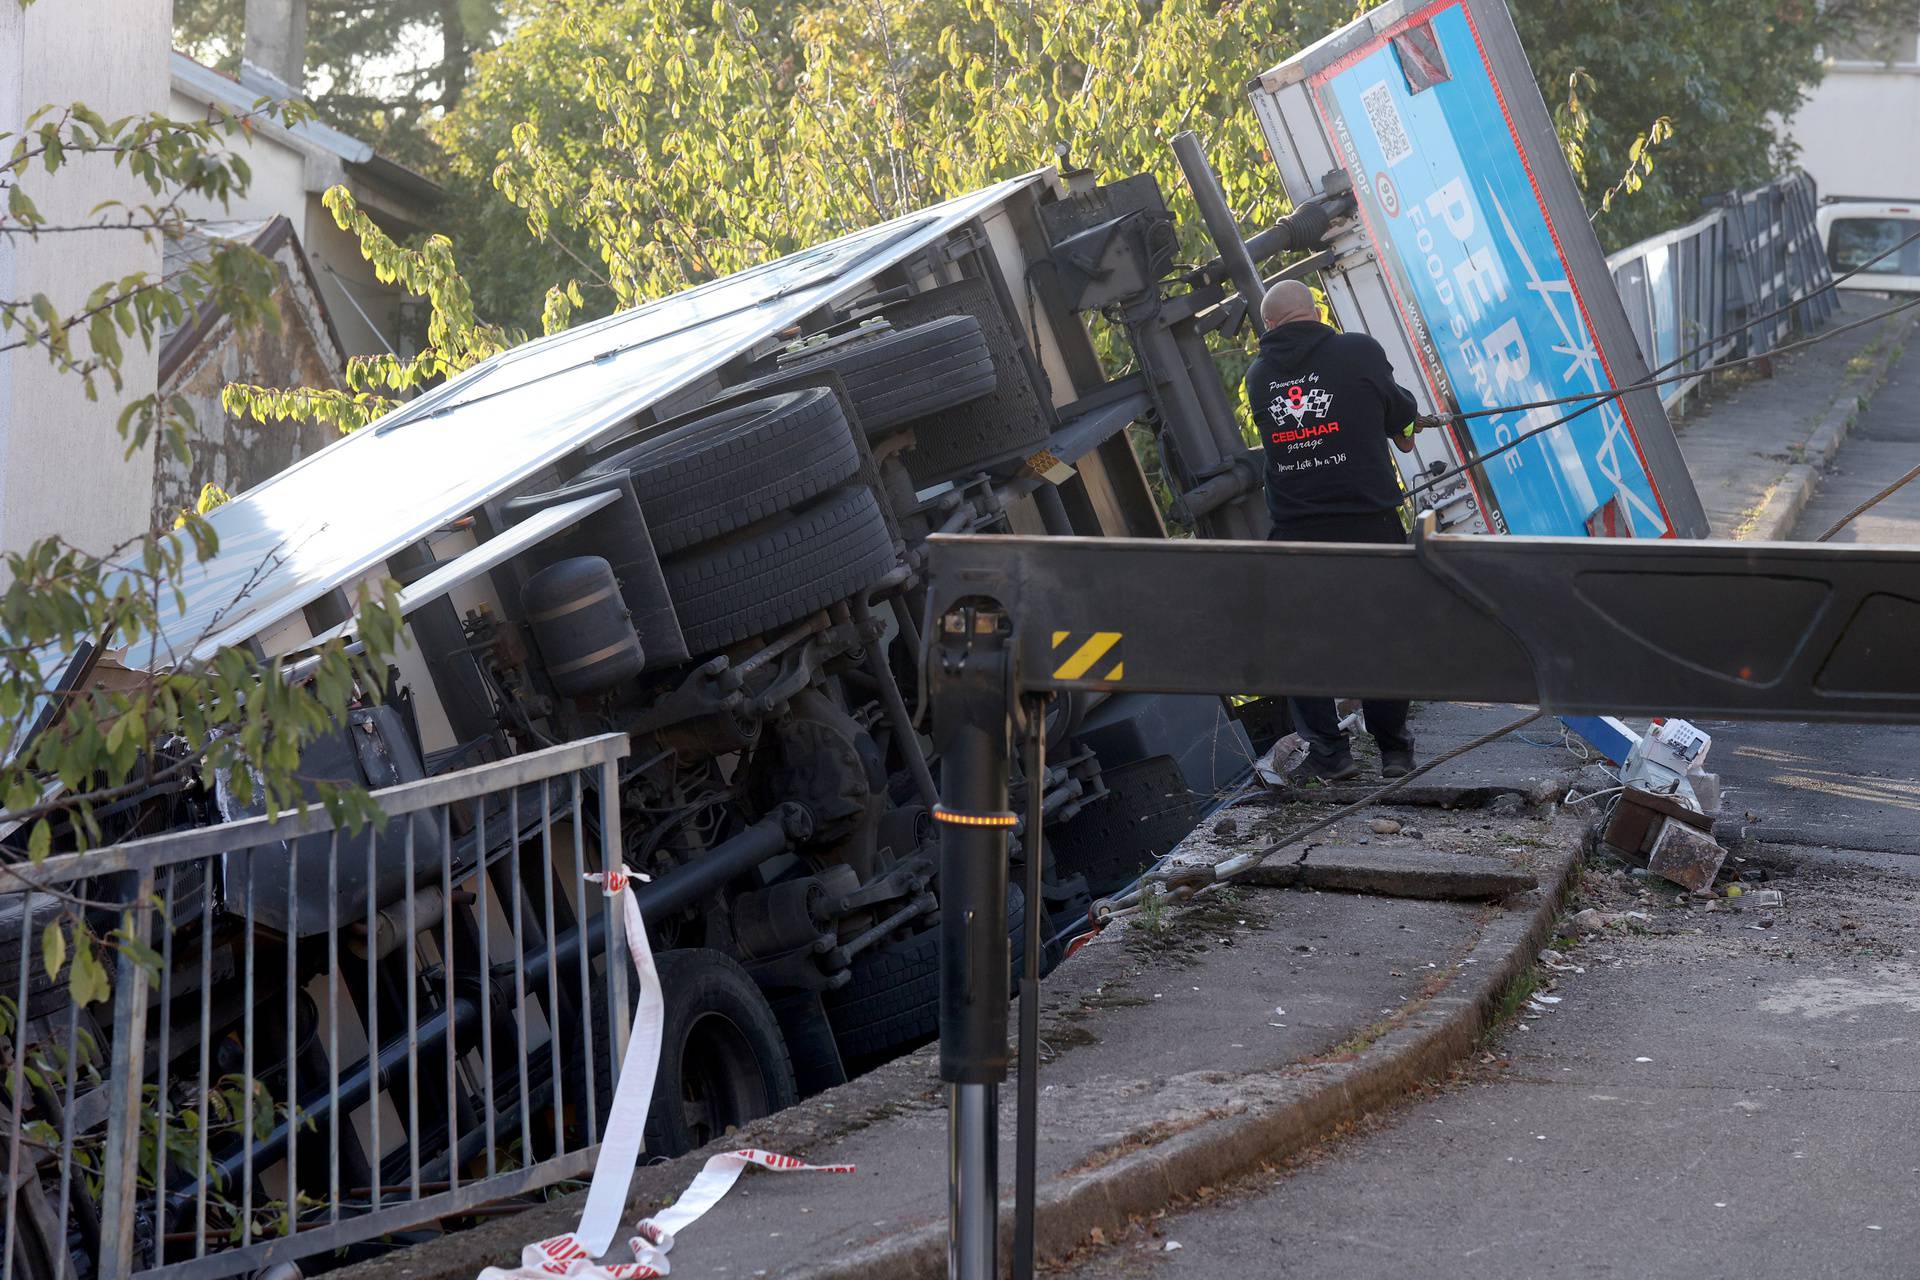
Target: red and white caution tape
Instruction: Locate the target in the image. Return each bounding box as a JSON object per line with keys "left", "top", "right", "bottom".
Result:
{"left": 478, "top": 868, "right": 854, "bottom": 1280}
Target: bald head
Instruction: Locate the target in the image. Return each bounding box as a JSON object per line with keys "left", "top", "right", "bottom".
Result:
{"left": 1261, "top": 280, "right": 1319, "bottom": 328}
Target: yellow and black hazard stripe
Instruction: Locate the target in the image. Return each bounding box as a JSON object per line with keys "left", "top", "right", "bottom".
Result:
{"left": 1050, "top": 630, "right": 1124, "bottom": 683}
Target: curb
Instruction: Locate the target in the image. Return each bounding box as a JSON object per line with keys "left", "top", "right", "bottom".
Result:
{"left": 1738, "top": 308, "right": 1916, "bottom": 542}
{"left": 788, "top": 819, "right": 1585, "bottom": 1280}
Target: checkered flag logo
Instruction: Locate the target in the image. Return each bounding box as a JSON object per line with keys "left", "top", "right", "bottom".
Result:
{"left": 1272, "top": 386, "right": 1332, "bottom": 424}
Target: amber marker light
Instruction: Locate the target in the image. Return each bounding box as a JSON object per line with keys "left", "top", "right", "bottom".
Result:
{"left": 932, "top": 806, "right": 1019, "bottom": 828}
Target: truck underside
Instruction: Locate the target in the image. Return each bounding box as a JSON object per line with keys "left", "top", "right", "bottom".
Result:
{"left": 3, "top": 165, "right": 1328, "bottom": 1276}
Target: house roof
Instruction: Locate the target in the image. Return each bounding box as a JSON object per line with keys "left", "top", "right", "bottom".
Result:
{"left": 169, "top": 51, "right": 443, "bottom": 212}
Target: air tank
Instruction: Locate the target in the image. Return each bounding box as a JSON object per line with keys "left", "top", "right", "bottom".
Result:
{"left": 522, "top": 556, "right": 645, "bottom": 697}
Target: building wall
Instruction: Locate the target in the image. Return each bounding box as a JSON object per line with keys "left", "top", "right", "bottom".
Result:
{"left": 156, "top": 237, "right": 346, "bottom": 526}
{"left": 0, "top": 0, "right": 170, "bottom": 557}
{"left": 167, "top": 85, "right": 409, "bottom": 359}
{"left": 169, "top": 86, "right": 312, "bottom": 223}
{"left": 1788, "top": 55, "right": 1920, "bottom": 201}
{"left": 303, "top": 207, "right": 407, "bottom": 357}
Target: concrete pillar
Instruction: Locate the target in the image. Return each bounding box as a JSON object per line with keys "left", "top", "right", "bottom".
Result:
{"left": 243, "top": 0, "right": 308, "bottom": 93}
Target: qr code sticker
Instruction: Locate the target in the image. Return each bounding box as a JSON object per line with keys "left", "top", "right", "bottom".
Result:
{"left": 1360, "top": 80, "right": 1413, "bottom": 167}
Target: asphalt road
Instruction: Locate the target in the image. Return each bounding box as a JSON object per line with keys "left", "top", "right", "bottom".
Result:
{"left": 1060, "top": 339, "right": 1920, "bottom": 1279}
{"left": 1700, "top": 332, "right": 1920, "bottom": 857}
{"left": 1066, "top": 843, "right": 1920, "bottom": 1279}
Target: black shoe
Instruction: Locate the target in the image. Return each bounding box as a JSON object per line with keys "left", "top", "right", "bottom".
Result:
{"left": 1293, "top": 753, "right": 1360, "bottom": 784}
{"left": 1380, "top": 748, "right": 1416, "bottom": 779}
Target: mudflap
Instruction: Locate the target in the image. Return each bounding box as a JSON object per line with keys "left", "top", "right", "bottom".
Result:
{"left": 1072, "top": 692, "right": 1253, "bottom": 798}
{"left": 226, "top": 704, "right": 449, "bottom": 936}
{"left": 1047, "top": 693, "right": 1253, "bottom": 898}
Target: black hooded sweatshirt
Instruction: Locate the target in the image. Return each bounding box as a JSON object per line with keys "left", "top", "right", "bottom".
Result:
{"left": 1244, "top": 320, "right": 1420, "bottom": 527}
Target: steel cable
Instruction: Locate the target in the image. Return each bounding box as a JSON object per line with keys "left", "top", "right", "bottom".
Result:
{"left": 1394, "top": 227, "right": 1920, "bottom": 510}
{"left": 1816, "top": 461, "right": 1920, "bottom": 542}
{"left": 1443, "top": 226, "right": 1920, "bottom": 430}
{"left": 1091, "top": 708, "right": 1548, "bottom": 917}
{"left": 1204, "top": 708, "right": 1548, "bottom": 883}
{"left": 1401, "top": 291, "right": 1920, "bottom": 508}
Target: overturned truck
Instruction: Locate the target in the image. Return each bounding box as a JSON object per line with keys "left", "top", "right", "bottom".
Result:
{"left": 4, "top": 165, "right": 1364, "bottom": 1275}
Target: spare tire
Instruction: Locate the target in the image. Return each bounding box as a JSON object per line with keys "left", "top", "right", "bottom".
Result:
{"left": 824, "top": 884, "right": 1028, "bottom": 1065}
{"left": 0, "top": 894, "right": 68, "bottom": 1022}
{"left": 778, "top": 316, "right": 997, "bottom": 434}
{"left": 663, "top": 486, "right": 897, "bottom": 653}
{"left": 578, "top": 388, "right": 859, "bottom": 556}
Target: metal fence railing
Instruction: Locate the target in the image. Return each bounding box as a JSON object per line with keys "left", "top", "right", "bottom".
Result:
{"left": 1607, "top": 170, "right": 1838, "bottom": 414}
{"left": 0, "top": 732, "right": 631, "bottom": 1280}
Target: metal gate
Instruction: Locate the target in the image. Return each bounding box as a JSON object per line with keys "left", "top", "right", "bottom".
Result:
{"left": 0, "top": 733, "right": 631, "bottom": 1280}
{"left": 1607, "top": 170, "right": 1839, "bottom": 413}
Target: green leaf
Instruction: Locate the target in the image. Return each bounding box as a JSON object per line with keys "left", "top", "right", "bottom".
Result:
{"left": 6, "top": 183, "right": 39, "bottom": 225}
{"left": 68, "top": 932, "right": 109, "bottom": 1007}
{"left": 41, "top": 922, "right": 64, "bottom": 981}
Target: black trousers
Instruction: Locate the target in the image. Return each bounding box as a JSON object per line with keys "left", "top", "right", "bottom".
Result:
{"left": 1268, "top": 509, "right": 1414, "bottom": 762}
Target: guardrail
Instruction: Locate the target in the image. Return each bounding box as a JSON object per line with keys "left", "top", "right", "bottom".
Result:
{"left": 0, "top": 732, "right": 631, "bottom": 1280}
{"left": 1607, "top": 170, "right": 1838, "bottom": 414}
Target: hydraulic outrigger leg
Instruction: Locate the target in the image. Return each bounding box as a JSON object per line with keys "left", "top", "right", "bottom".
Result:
{"left": 928, "top": 521, "right": 1920, "bottom": 1280}
{"left": 931, "top": 601, "right": 1017, "bottom": 1280}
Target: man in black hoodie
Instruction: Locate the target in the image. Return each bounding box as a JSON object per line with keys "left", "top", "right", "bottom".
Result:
{"left": 1244, "top": 280, "right": 1441, "bottom": 781}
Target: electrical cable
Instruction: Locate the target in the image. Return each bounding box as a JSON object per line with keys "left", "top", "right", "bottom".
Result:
{"left": 1514, "top": 729, "right": 1569, "bottom": 748}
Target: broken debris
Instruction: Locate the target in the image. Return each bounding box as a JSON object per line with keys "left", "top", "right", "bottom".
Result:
{"left": 1570, "top": 907, "right": 1651, "bottom": 934}
{"left": 1648, "top": 817, "right": 1728, "bottom": 893}
{"left": 1254, "top": 733, "right": 1309, "bottom": 787}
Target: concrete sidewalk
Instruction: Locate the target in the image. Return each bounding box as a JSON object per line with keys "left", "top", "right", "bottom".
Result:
{"left": 350, "top": 705, "right": 1595, "bottom": 1280}
{"left": 1674, "top": 295, "right": 1916, "bottom": 540}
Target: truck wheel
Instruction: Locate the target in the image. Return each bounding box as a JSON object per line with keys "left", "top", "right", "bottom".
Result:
{"left": 779, "top": 316, "right": 997, "bottom": 434}
{"left": 663, "top": 486, "right": 897, "bottom": 653}
{"left": 644, "top": 949, "right": 798, "bottom": 1158}
{"left": 578, "top": 388, "right": 859, "bottom": 556}
{"left": 0, "top": 894, "right": 69, "bottom": 1023}
{"left": 823, "top": 884, "right": 1027, "bottom": 1066}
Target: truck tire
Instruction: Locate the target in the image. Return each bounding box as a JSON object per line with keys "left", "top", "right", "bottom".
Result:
{"left": 578, "top": 389, "right": 859, "bottom": 556}
{"left": 0, "top": 894, "right": 69, "bottom": 1022}
{"left": 823, "top": 884, "right": 1027, "bottom": 1065}
{"left": 663, "top": 486, "right": 897, "bottom": 653}
{"left": 779, "top": 316, "right": 997, "bottom": 434}
{"left": 644, "top": 949, "right": 798, "bottom": 1158}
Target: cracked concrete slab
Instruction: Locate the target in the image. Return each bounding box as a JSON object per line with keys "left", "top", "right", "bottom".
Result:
{"left": 1244, "top": 844, "right": 1540, "bottom": 900}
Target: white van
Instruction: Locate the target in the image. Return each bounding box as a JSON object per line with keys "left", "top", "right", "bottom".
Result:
{"left": 1818, "top": 198, "right": 1920, "bottom": 293}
